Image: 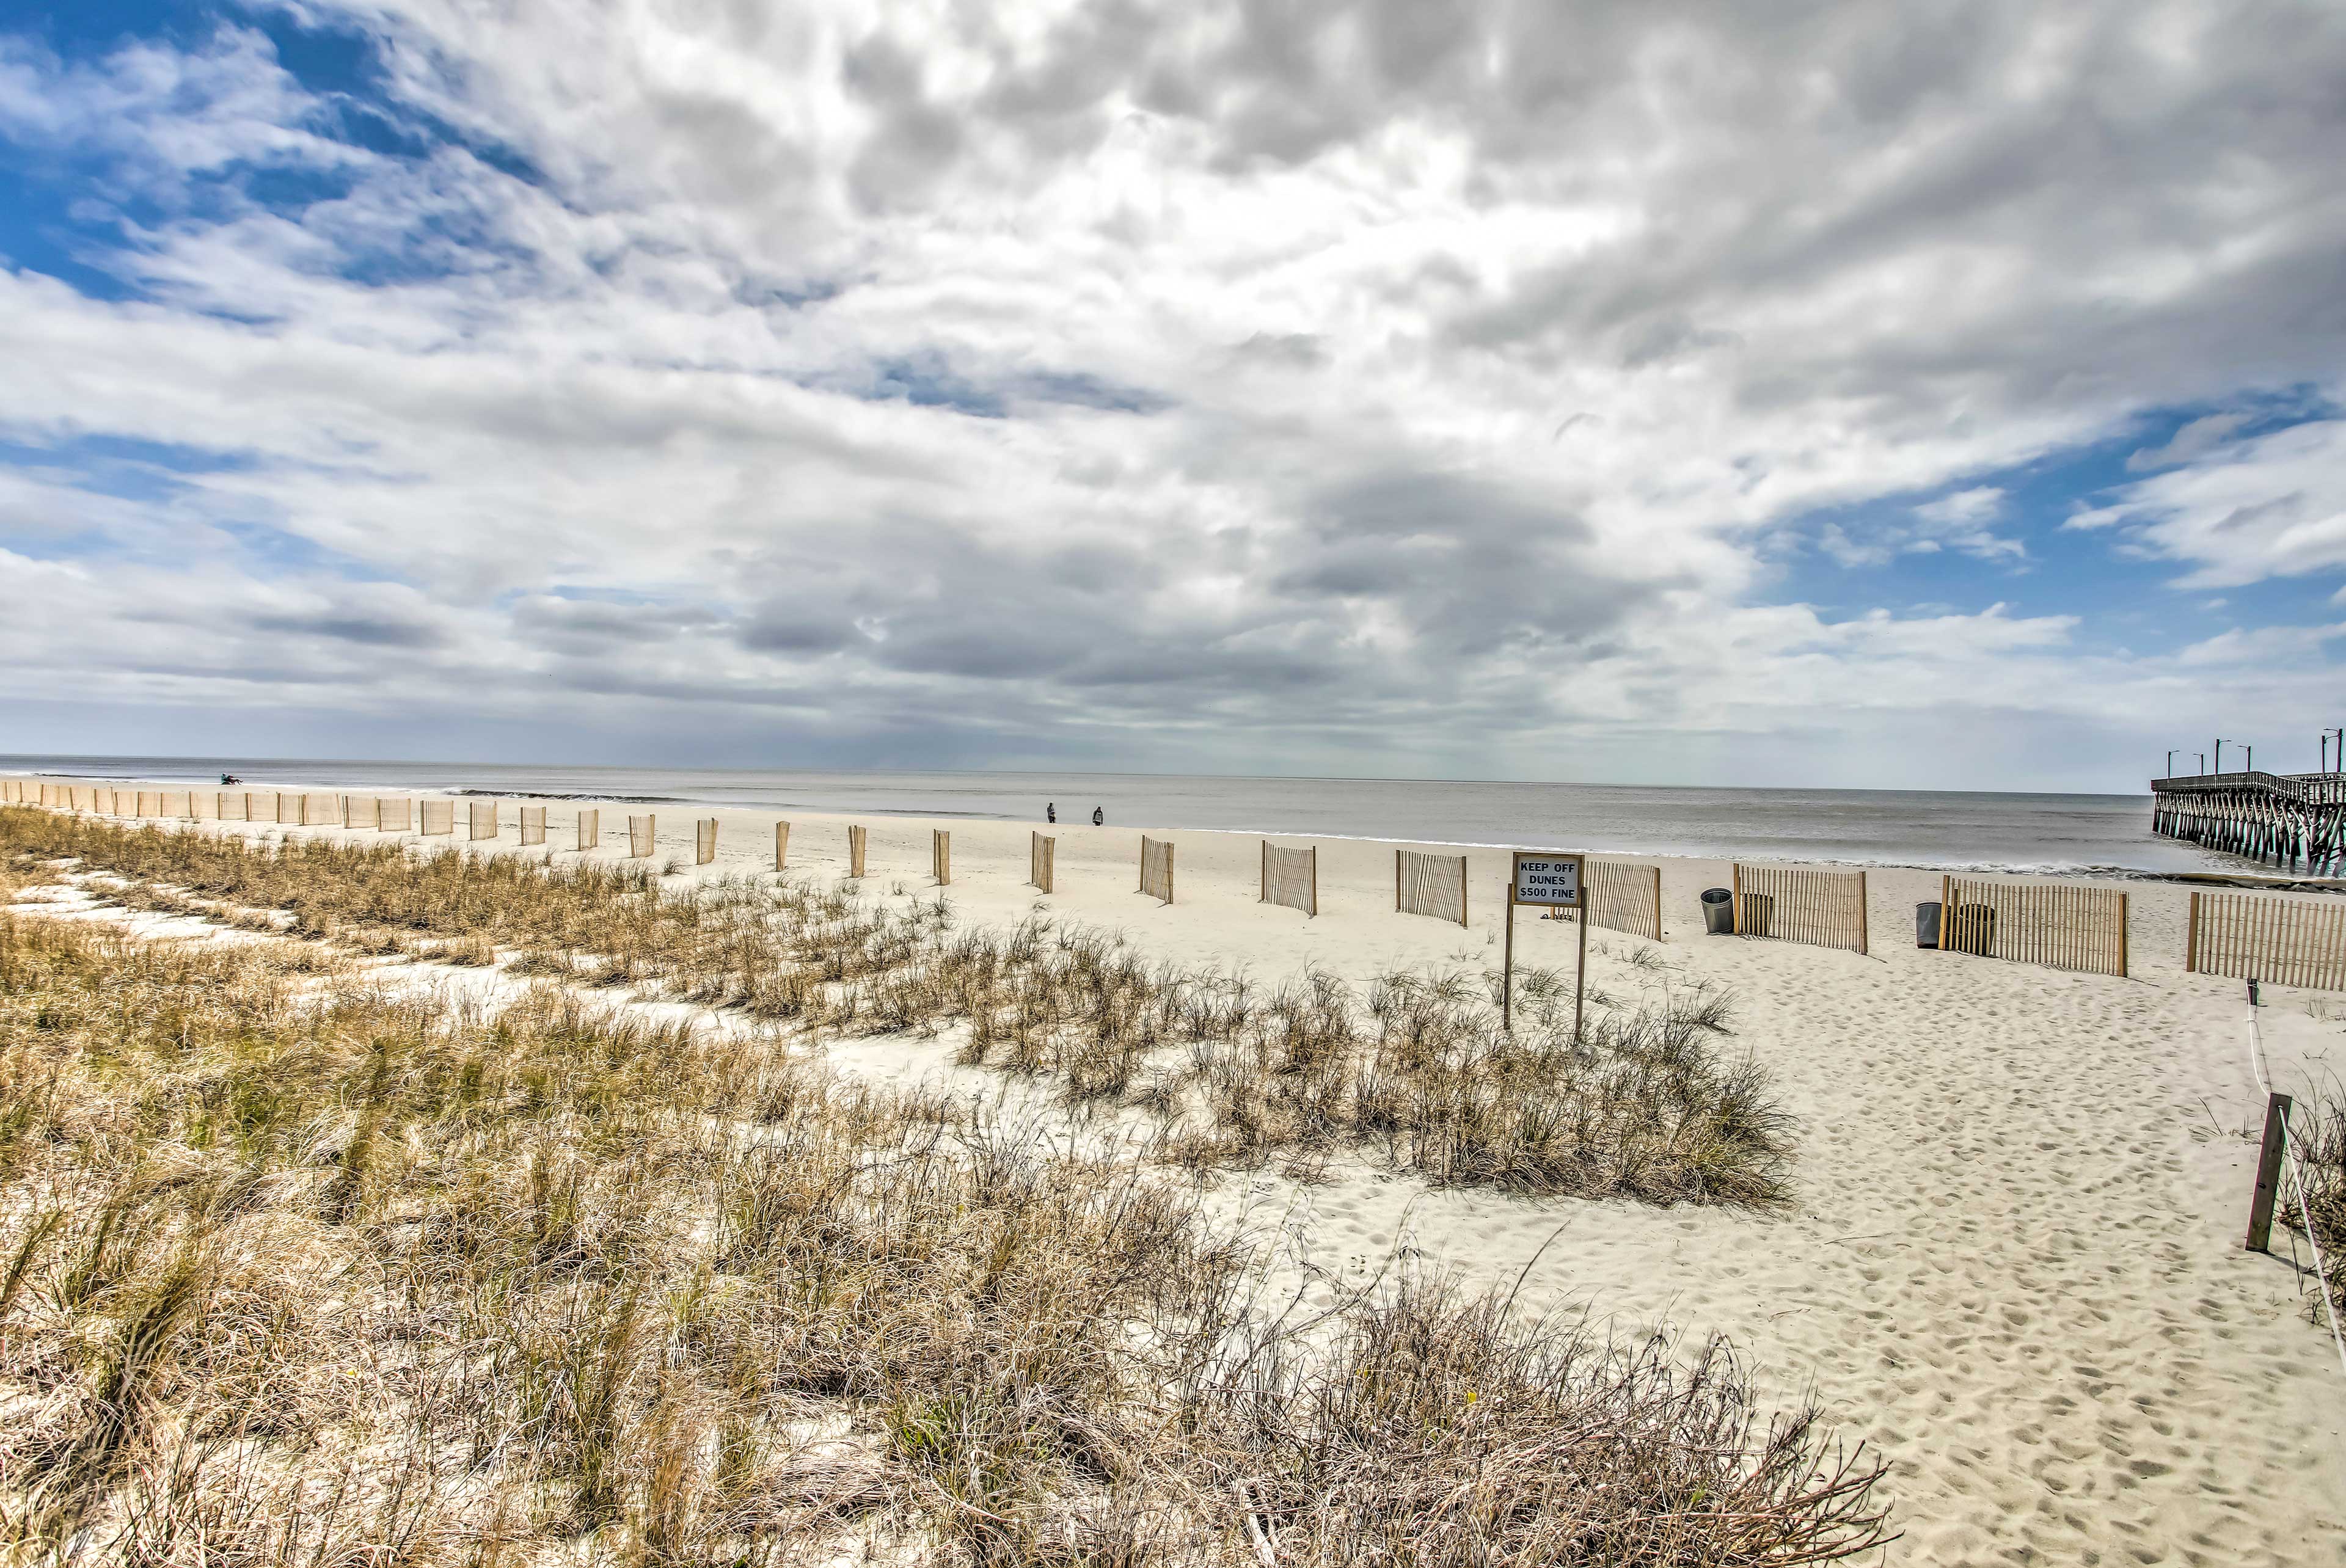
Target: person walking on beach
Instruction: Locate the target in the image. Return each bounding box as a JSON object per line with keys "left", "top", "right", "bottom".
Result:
{"left": 1047, "top": 803, "right": 1056, "bottom": 823}
{"left": 1091, "top": 806, "right": 1104, "bottom": 826}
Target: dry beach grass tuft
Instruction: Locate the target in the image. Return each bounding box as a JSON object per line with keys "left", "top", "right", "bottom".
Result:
{"left": 0, "top": 810, "right": 1793, "bottom": 1210}
{"left": 0, "top": 899, "right": 1891, "bottom": 1563}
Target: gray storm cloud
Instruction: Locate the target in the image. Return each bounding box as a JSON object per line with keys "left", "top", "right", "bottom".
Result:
{"left": 0, "top": 0, "right": 2341, "bottom": 787}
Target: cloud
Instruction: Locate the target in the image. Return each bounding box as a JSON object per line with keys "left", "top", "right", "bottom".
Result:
{"left": 2067, "top": 417, "right": 2346, "bottom": 588}
{"left": 0, "top": 1, "right": 2341, "bottom": 787}
{"left": 2126, "top": 412, "right": 2246, "bottom": 472}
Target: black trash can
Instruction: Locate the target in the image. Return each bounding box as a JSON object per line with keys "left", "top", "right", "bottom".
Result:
{"left": 1947, "top": 903, "right": 1995, "bottom": 956}
{"left": 1916, "top": 901, "right": 1942, "bottom": 949}
{"left": 1701, "top": 886, "right": 1734, "bottom": 935}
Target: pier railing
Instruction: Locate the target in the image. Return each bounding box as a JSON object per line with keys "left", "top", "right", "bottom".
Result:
{"left": 2154, "top": 771, "right": 2346, "bottom": 806}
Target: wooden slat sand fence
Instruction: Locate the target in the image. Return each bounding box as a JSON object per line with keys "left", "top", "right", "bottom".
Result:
{"left": 244, "top": 792, "right": 268, "bottom": 823}
{"left": 340, "top": 796, "right": 368, "bottom": 829}
{"left": 773, "top": 822, "right": 789, "bottom": 871}
{"left": 1395, "top": 850, "right": 1467, "bottom": 926}
{"left": 519, "top": 806, "right": 546, "bottom": 847}
{"left": 629, "top": 815, "right": 656, "bottom": 858}
{"left": 75, "top": 786, "right": 95, "bottom": 812}
{"left": 1731, "top": 864, "right": 1869, "bottom": 954}
{"left": 847, "top": 825, "right": 867, "bottom": 878}
{"left": 303, "top": 792, "right": 340, "bottom": 826}
{"left": 1551, "top": 859, "right": 1664, "bottom": 942}
{"left": 379, "top": 797, "right": 412, "bottom": 833}
{"left": 164, "top": 792, "right": 189, "bottom": 819}
{"left": 696, "top": 818, "right": 718, "bottom": 866}
{"left": 468, "top": 801, "right": 499, "bottom": 842}
{"left": 2186, "top": 890, "right": 2346, "bottom": 991}
{"left": 1029, "top": 832, "right": 1054, "bottom": 894}
{"left": 932, "top": 829, "right": 950, "bottom": 885}
{"left": 135, "top": 790, "right": 159, "bottom": 816}
{"left": 191, "top": 792, "right": 217, "bottom": 820}
{"left": 1139, "top": 836, "right": 1175, "bottom": 903}
{"left": 1261, "top": 841, "right": 1317, "bottom": 916}
{"left": 1940, "top": 876, "right": 2129, "bottom": 977}
{"left": 420, "top": 800, "right": 455, "bottom": 836}
{"left": 577, "top": 809, "right": 599, "bottom": 851}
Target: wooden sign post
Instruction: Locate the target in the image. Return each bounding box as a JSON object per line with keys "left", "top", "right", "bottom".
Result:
{"left": 1505, "top": 850, "right": 1588, "bottom": 1041}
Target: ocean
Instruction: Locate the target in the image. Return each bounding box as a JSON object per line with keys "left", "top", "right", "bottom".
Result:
{"left": 0, "top": 753, "right": 2227, "bottom": 877}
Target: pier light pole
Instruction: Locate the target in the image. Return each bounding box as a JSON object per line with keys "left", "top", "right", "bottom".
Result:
{"left": 2166, "top": 749, "right": 2177, "bottom": 778}
{"left": 2215, "top": 739, "right": 2229, "bottom": 774}
{"left": 2196, "top": 753, "right": 2206, "bottom": 774}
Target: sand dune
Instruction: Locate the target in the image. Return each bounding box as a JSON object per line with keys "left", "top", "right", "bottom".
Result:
{"left": 15, "top": 782, "right": 2346, "bottom": 1564}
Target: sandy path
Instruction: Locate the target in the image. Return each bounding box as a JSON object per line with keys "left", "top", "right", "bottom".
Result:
{"left": 12, "top": 781, "right": 2346, "bottom": 1564}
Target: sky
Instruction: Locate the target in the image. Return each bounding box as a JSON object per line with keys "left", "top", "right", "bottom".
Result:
{"left": 1, "top": 1, "right": 2342, "bottom": 792}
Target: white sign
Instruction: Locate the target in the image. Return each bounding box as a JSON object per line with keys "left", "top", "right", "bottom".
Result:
{"left": 1511, "top": 851, "right": 1584, "bottom": 907}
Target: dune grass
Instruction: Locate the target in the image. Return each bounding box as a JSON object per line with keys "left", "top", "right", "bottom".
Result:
{"left": 0, "top": 808, "right": 1792, "bottom": 1210}
{"left": 0, "top": 908, "right": 1889, "bottom": 1563}
{"left": 2280, "top": 1089, "right": 2346, "bottom": 1326}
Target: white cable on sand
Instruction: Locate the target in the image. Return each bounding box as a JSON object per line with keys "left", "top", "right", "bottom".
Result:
{"left": 2246, "top": 1002, "right": 2346, "bottom": 1378}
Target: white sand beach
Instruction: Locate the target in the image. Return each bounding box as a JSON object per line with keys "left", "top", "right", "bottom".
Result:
{"left": 12, "top": 780, "right": 2346, "bottom": 1566}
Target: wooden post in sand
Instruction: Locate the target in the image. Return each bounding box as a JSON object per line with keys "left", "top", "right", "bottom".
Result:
{"left": 2245, "top": 1091, "right": 2293, "bottom": 1253}
{"left": 774, "top": 822, "right": 790, "bottom": 871}
{"left": 933, "top": 829, "right": 950, "bottom": 885}
{"left": 848, "top": 825, "right": 866, "bottom": 878}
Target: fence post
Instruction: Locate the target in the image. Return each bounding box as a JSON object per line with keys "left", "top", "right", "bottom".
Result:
{"left": 2187, "top": 891, "right": 2201, "bottom": 972}
{"left": 774, "top": 821, "right": 789, "bottom": 871}
{"left": 2245, "top": 1091, "right": 2294, "bottom": 1253}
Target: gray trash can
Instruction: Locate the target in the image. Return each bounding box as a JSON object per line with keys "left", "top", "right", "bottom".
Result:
{"left": 1701, "top": 887, "right": 1734, "bottom": 935}
{"left": 1916, "top": 901, "right": 1942, "bottom": 949}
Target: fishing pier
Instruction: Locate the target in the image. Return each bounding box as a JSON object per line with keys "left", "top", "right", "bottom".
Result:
{"left": 2150, "top": 770, "right": 2346, "bottom": 873}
